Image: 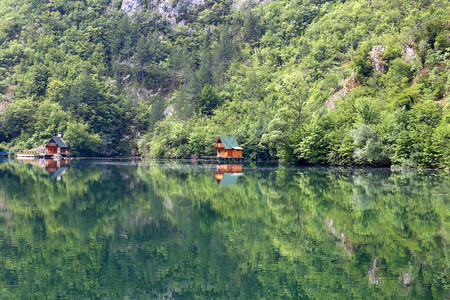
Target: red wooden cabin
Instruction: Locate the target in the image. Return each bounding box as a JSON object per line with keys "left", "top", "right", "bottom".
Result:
{"left": 213, "top": 136, "right": 243, "bottom": 158}
{"left": 45, "top": 136, "right": 71, "bottom": 157}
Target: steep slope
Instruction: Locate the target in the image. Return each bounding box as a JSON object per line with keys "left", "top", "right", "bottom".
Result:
{"left": 0, "top": 0, "right": 448, "bottom": 167}
{"left": 142, "top": 0, "right": 449, "bottom": 168}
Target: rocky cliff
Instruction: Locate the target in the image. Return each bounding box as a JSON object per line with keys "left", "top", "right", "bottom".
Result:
{"left": 121, "top": 0, "right": 143, "bottom": 14}
{"left": 0, "top": 100, "right": 8, "bottom": 115}
{"left": 121, "top": 0, "right": 272, "bottom": 20}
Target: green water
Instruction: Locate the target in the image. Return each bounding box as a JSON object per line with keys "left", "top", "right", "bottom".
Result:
{"left": 0, "top": 160, "right": 448, "bottom": 299}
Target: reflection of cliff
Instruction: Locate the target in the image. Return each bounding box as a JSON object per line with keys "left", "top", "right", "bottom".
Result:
{"left": 367, "top": 259, "right": 383, "bottom": 285}
{"left": 0, "top": 196, "right": 11, "bottom": 225}
{"left": 325, "top": 219, "right": 354, "bottom": 256}
{"left": 140, "top": 164, "right": 448, "bottom": 295}
{"left": 0, "top": 162, "right": 446, "bottom": 298}
{"left": 213, "top": 164, "right": 243, "bottom": 186}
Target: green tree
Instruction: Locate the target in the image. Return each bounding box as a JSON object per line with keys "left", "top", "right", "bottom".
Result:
{"left": 198, "top": 84, "right": 220, "bottom": 116}
{"left": 351, "top": 124, "right": 389, "bottom": 166}
{"left": 279, "top": 71, "right": 310, "bottom": 125}
{"left": 64, "top": 122, "right": 102, "bottom": 156}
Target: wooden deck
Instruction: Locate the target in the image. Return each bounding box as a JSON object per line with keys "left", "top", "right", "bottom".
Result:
{"left": 16, "top": 153, "right": 71, "bottom": 159}
{"left": 198, "top": 156, "right": 244, "bottom": 164}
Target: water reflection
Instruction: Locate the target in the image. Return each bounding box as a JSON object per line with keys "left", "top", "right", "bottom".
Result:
{"left": 213, "top": 164, "right": 243, "bottom": 186}
{"left": 0, "top": 161, "right": 447, "bottom": 298}
{"left": 16, "top": 158, "right": 71, "bottom": 179}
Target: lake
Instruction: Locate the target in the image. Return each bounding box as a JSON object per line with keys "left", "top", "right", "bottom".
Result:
{"left": 0, "top": 159, "right": 448, "bottom": 298}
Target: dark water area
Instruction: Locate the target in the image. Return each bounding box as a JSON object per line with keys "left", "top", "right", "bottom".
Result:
{"left": 0, "top": 159, "right": 448, "bottom": 298}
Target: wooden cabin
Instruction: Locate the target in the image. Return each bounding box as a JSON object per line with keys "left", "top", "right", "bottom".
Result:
{"left": 213, "top": 136, "right": 243, "bottom": 158}
{"left": 45, "top": 136, "right": 71, "bottom": 157}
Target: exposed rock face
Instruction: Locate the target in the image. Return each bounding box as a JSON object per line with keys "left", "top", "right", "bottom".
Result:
{"left": 368, "top": 45, "right": 387, "bottom": 72}
{"left": 121, "top": 0, "right": 271, "bottom": 21}
{"left": 367, "top": 259, "right": 383, "bottom": 285}
{"left": 164, "top": 104, "right": 174, "bottom": 116}
{"left": 0, "top": 100, "right": 9, "bottom": 115}
{"left": 326, "top": 73, "right": 360, "bottom": 109}
{"left": 148, "top": 0, "right": 201, "bottom": 23}
{"left": 400, "top": 269, "right": 412, "bottom": 287}
{"left": 402, "top": 42, "right": 415, "bottom": 63}
{"left": 121, "top": 0, "right": 143, "bottom": 15}
{"left": 0, "top": 85, "right": 13, "bottom": 115}
{"left": 232, "top": 0, "right": 273, "bottom": 8}
{"left": 326, "top": 219, "right": 354, "bottom": 256}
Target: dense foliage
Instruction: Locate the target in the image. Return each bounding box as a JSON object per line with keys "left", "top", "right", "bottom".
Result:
{"left": 0, "top": 0, "right": 448, "bottom": 167}
{"left": 0, "top": 161, "right": 448, "bottom": 297}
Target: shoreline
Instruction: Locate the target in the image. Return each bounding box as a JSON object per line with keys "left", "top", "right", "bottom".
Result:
{"left": 3, "top": 155, "right": 447, "bottom": 171}
{"left": 66, "top": 157, "right": 450, "bottom": 171}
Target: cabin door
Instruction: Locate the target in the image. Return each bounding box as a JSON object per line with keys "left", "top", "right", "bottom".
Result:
{"left": 47, "top": 146, "right": 57, "bottom": 154}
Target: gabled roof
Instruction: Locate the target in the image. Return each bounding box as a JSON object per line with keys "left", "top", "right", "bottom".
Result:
{"left": 48, "top": 136, "right": 67, "bottom": 148}
{"left": 51, "top": 167, "right": 67, "bottom": 179}
{"left": 219, "top": 173, "right": 242, "bottom": 186}
{"left": 218, "top": 136, "right": 243, "bottom": 150}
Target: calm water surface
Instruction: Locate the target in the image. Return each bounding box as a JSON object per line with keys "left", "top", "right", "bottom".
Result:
{"left": 0, "top": 159, "right": 448, "bottom": 298}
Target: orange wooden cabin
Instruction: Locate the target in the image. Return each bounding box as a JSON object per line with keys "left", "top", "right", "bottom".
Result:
{"left": 45, "top": 136, "right": 71, "bottom": 157}
{"left": 213, "top": 136, "right": 243, "bottom": 158}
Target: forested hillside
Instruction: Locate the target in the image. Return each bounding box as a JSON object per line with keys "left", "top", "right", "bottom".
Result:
{"left": 0, "top": 0, "right": 448, "bottom": 168}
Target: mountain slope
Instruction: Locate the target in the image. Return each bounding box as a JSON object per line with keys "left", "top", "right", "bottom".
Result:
{"left": 0, "top": 0, "right": 448, "bottom": 167}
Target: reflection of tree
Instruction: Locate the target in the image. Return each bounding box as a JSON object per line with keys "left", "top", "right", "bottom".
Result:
{"left": 139, "top": 164, "right": 448, "bottom": 298}
{"left": 351, "top": 175, "right": 377, "bottom": 210}
{"left": 0, "top": 162, "right": 447, "bottom": 298}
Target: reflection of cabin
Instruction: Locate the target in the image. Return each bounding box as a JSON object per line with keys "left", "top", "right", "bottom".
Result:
{"left": 216, "top": 164, "right": 242, "bottom": 173}
{"left": 45, "top": 136, "right": 71, "bottom": 157}
{"left": 213, "top": 136, "right": 243, "bottom": 158}
{"left": 44, "top": 159, "right": 70, "bottom": 177}
{"left": 214, "top": 164, "right": 243, "bottom": 186}
{"left": 16, "top": 158, "right": 70, "bottom": 180}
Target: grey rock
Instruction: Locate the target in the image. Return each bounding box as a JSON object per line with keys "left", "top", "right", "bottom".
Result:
{"left": 368, "top": 45, "right": 387, "bottom": 72}
{"left": 121, "top": 0, "right": 143, "bottom": 15}
{"left": 403, "top": 42, "right": 415, "bottom": 64}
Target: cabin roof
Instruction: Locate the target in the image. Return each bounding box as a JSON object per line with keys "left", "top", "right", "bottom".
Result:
{"left": 51, "top": 167, "right": 67, "bottom": 179}
{"left": 219, "top": 173, "right": 242, "bottom": 186}
{"left": 218, "top": 136, "right": 243, "bottom": 150}
{"left": 48, "top": 136, "right": 67, "bottom": 148}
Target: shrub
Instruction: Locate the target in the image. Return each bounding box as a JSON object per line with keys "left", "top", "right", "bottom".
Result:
{"left": 351, "top": 124, "right": 389, "bottom": 166}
